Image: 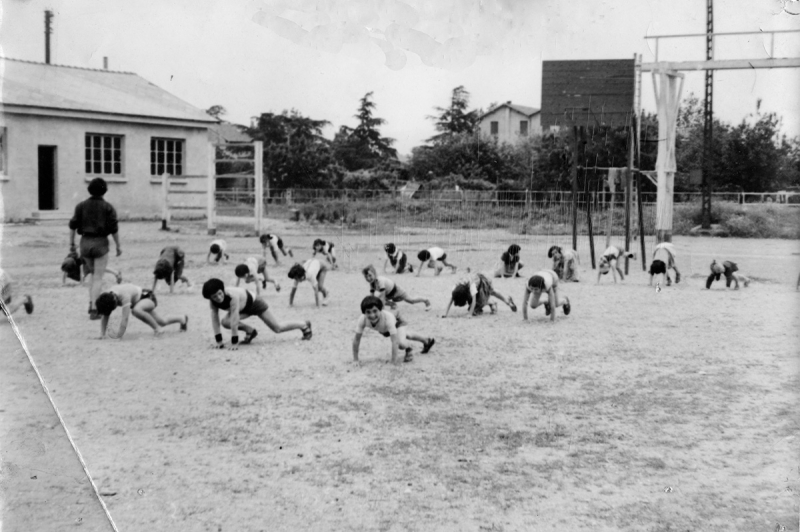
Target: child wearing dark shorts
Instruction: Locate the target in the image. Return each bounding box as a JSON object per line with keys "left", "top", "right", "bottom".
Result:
{"left": 96, "top": 283, "right": 187, "bottom": 338}
{"left": 152, "top": 246, "right": 191, "bottom": 293}
{"left": 260, "top": 234, "right": 293, "bottom": 265}
{"left": 443, "top": 271, "right": 516, "bottom": 317}
{"left": 352, "top": 296, "right": 434, "bottom": 364}
{"left": 383, "top": 243, "right": 414, "bottom": 274}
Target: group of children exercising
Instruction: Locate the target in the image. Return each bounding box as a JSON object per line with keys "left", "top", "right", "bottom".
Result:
{"left": 1, "top": 229, "right": 774, "bottom": 365}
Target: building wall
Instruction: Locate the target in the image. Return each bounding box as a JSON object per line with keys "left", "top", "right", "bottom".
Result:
{"left": 0, "top": 112, "right": 209, "bottom": 221}
{"left": 478, "top": 107, "right": 542, "bottom": 144}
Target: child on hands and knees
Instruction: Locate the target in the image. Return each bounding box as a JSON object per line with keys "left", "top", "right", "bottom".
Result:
{"left": 288, "top": 259, "right": 330, "bottom": 307}
{"left": 312, "top": 239, "right": 338, "bottom": 270}
{"left": 207, "top": 239, "right": 229, "bottom": 264}
{"left": 383, "top": 243, "right": 414, "bottom": 274}
{"left": 235, "top": 257, "right": 280, "bottom": 296}
{"left": 597, "top": 245, "right": 636, "bottom": 284}
{"left": 548, "top": 245, "right": 580, "bottom": 282}
{"left": 443, "top": 270, "right": 517, "bottom": 318}
{"left": 362, "top": 264, "right": 430, "bottom": 311}
{"left": 416, "top": 247, "right": 457, "bottom": 277}
{"left": 260, "top": 234, "right": 292, "bottom": 265}
{"left": 352, "top": 296, "right": 434, "bottom": 365}
{"left": 706, "top": 260, "right": 749, "bottom": 290}
{"left": 202, "top": 278, "right": 311, "bottom": 350}
{"left": 494, "top": 244, "right": 524, "bottom": 278}
{"left": 152, "top": 246, "right": 192, "bottom": 293}
{"left": 0, "top": 269, "right": 33, "bottom": 317}
{"left": 649, "top": 242, "right": 681, "bottom": 288}
{"left": 95, "top": 284, "right": 187, "bottom": 339}
{"left": 523, "top": 270, "right": 571, "bottom": 322}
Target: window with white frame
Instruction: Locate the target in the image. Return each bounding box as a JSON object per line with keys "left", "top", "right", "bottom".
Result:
{"left": 150, "top": 138, "right": 184, "bottom": 176}
{"left": 85, "top": 134, "right": 123, "bottom": 175}
{"left": 490, "top": 121, "right": 499, "bottom": 135}
{"left": 0, "top": 127, "right": 6, "bottom": 175}
{"left": 520, "top": 120, "right": 529, "bottom": 136}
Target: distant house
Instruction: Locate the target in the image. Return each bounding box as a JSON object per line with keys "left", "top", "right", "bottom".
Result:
{"left": 478, "top": 101, "right": 541, "bottom": 144}
{"left": 0, "top": 57, "right": 217, "bottom": 222}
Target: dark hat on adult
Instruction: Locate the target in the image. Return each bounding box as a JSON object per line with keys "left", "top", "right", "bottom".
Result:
{"left": 88, "top": 177, "right": 108, "bottom": 197}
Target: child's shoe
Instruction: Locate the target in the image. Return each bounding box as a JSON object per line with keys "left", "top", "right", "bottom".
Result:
{"left": 563, "top": 297, "right": 571, "bottom": 316}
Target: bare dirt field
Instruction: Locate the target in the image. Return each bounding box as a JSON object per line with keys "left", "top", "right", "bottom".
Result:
{"left": 1, "top": 219, "right": 798, "bottom": 532}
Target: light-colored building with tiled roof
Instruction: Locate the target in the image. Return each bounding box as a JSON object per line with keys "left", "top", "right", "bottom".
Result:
{"left": 0, "top": 57, "right": 217, "bottom": 221}
{"left": 478, "top": 101, "right": 541, "bottom": 145}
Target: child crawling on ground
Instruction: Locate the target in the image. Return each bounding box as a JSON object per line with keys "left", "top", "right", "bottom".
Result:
{"left": 522, "top": 269, "right": 571, "bottom": 322}
{"left": 288, "top": 258, "right": 330, "bottom": 307}
{"left": 313, "top": 239, "right": 338, "bottom": 270}
{"left": 207, "top": 239, "right": 230, "bottom": 264}
{"left": 649, "top": 242, "right": 681, "bottom": 287}
{"left": 494, "top": 244, "right": 524, "bottom": 278}
{"left": 443, "top": 270, "right": 517, "bottom": 318}
{"left": 152, "top": 245, "right": 192, "bottom": 293}
{"left": 362, "top": 264, "right": 430, "bottom": 310}
{"left": 706, "top": 260, "right": 750, "bottom": 290}
{"left": 95, "top": 283, "right": 187, "bottom": 339}
{"left": 548, "top": 245, "right": 580, "bottom": 282}
{"left": 352, "top": 296, "right": 435, "bottom": 364}
{"left": 235, "top": 256, "right": 280, "bottom": 295}
{"left": 0, "top": 268, "right": 33, "bottom": 317}
{"left": 260, "top": 234, "right": 293, "bottom": 265}
{"left": 416, "top": 247, "right": 457, "bottom": 277}
{"left": 383, "top": 243, "right": 414, "bottom": 274}
{"left": 597, "top": 245, "right": 636, "bottom": 284}
{"left": 202, "top": 278, "right": 311, "bottom": 350}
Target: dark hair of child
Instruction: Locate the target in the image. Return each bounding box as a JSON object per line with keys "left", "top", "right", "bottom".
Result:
{"left": 202, "top": 278, "right": 225, "bottom": 299}
{"left": 209, "top": 244, "right": 221, "bottom": 254}
{"left": 234, "top": 264, "right": 249, "bottom": 278}
{"left": 528, "top": 276, "right": 546, "bottom": 291}
{"left": 287, "top": 264, "right": 306, "bottom": 280}
{"left": 312, "top": 238, "right": 324, "bottom": 250}
{"left": 547, "top": 245, "right": 561, "bottom": 259}
{"left": 417, "top": 250, "right": 431, "bottom": 261}
{"left": 360, "top": 295, "right": 384, "bottom": 314}
{"left": 95, "top": 292, "right": 118, "bottom": 316}
{"left": 384, "top": 243, "right": 396, "bottom": 253}
{"left": 153, "top": 259, "right": 173, "bottom": 280}
{"left": 451, "top": 284, "right": 472, "bottom": 307}
{"left": 87, "top": 177, "right": 108, "bottom": 197}
{"left": 508, "top": 244, "right": 521, "bottom": 256}
{"left": 259, "top": 234, "right": 270, "bottom": 245}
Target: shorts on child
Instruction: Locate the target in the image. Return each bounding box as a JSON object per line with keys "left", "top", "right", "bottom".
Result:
{"left": 242, "top": 296, "right": 269, "bottom": 316}
{"left": 385, "top": 285, "right": 408, "bottom": 302}
{"left": 140, "top": 289, "right": 158, "bottom": 308}
{"left": 80, "top": 235, "right": 110, "bottom": 260}
{"left": 650, "top": 260, "right": 667, "bottom": 275}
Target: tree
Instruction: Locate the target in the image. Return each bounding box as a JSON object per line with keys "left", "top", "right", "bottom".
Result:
{"left": 206, "top": 105, "right": 227, "bottom": 120}
{"left": 332, "top": 92, "right": 398, "bottom": 171}
{"left": 427, "top": 86, "right": 480, "bottom": 143}
{"left": 245, "top": 110, "right": 334, "bottom": 189}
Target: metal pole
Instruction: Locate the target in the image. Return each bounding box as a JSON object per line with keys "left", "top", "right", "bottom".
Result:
{"left": 207, "top": 143, "right": 216, "bottom": 235}
{"left": 161, "top": 172, "right": 170, "bottom": 231}
{"left": 701, "top": 0, "right": 714, "bottom": 229}
{"left": 254, "top": 140, "right": 263, "bottom": 234}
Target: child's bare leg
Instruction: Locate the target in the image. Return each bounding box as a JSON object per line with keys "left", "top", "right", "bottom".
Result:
{"left": 150, "top": 308, "right": 186, "bottom": 328}
{"left": 131, "top": 300, "right": 161, "bottom": 332}
{"left": 317, "top": 270, "right": 329, "bottom": 299}
{"left": 551, "top": 286, "right": 567, "bottom": 308}
{"left": 489, "top": 287, "right": 515, "bottom": 309}
{"left": 615, "top": 264, "right": 625, "bottom": 281}
{"left": 270, "top": 247, "right": 280, "bottom": 264}
{"left": 89, "top": 255, "right": 109, "bottom": 312}
{"left": 104, "top": 268, "right": 122, "bottom": 283}
{"left": 258, "top": 309, "right": 306, "bottom": 333}
{"left": 529, "top": 291, "right": 544, "bottom": 309}
{"left": 405, "top": 330, "right": 428, "bottom": 347}
{"left": 398, "top": 294, "right": 430, "bottom": 307}
{"left": 441, "top": 258, "right": 457, "bottom": 272}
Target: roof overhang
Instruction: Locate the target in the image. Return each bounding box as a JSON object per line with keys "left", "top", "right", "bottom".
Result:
{"left": 0, "top": 103, "right": 215, "bottom": 129}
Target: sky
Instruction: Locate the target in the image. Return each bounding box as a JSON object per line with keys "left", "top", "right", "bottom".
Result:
{"left": 1, "top": 0, "right": 799, "bottom": 156}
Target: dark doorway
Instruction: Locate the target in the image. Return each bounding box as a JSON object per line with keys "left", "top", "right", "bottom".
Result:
{"left": 38, "top": 146, "right": 57, "bottom": 210}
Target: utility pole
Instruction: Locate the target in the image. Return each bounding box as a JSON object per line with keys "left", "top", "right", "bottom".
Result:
{"left": 44, "top": 10, "right": 53, "bottom": 64}
{"left": 701, "top": 0, "right": 713, "bottom": 228}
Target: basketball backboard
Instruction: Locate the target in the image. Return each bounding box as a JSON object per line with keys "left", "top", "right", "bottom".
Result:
{"left": 541, "top": 59, "right": 636, "bottom": 129}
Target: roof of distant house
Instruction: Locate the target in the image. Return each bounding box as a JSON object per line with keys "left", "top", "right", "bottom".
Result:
{"left": 480, "top": 101, "right": 540, "bottom": 120}
{"left": 208, "top": 121, "right": 252, "bottom": 144}
{"left": 0, "top": 57, "right": 215, "bottom": 124}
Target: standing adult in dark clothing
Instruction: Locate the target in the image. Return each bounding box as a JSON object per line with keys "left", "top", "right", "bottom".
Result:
{"left": 69, "top": 178, "right": 122, "bottom": 320}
